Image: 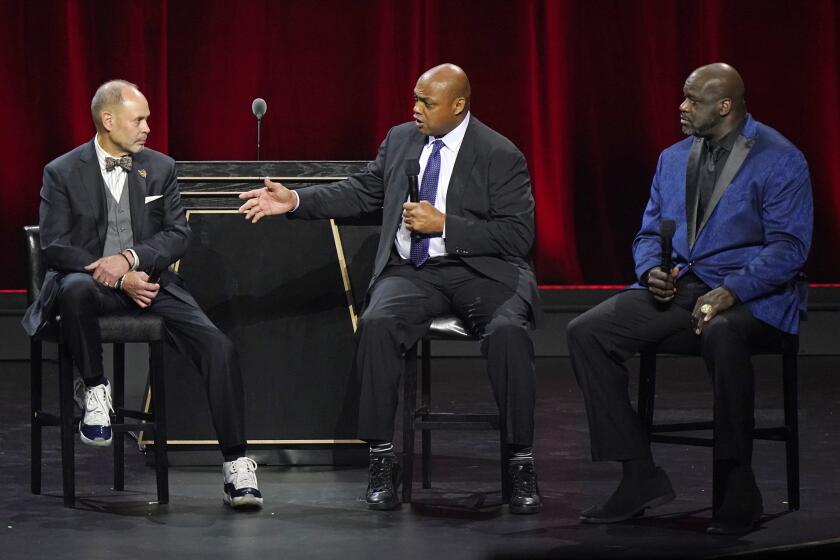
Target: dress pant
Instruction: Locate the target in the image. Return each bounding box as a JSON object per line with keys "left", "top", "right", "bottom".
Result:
{"left": 354, "top": 257, "right": 536, "bottom": 446}
{"left": 55, "top": 272, "right": 246, "bottom": 457}
{"left": 566, "top": 273, "right": 782, "bottom": 465}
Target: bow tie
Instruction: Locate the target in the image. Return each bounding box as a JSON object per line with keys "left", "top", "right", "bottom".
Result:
{"left": 105, "top": 155, "right": 133, "bottom": 172}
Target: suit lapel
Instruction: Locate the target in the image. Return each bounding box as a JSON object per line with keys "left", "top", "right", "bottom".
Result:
{"left": 696, "top": 134, "right": 754, "bottom": 235}
{"left": 78, "top": 142, "right": 108, "bottom": 247}
{"left": 446, "top": 120, "right": 477, "bottom": 215}
{"left": 127, "top": 156, "right": 147, "bottom": 241}
{"left": 685, "top": 137, "right": 703, "bottom": 248}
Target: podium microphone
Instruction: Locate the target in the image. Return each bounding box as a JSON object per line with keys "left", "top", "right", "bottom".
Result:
{"left": 252, "top": 98, "right": 267, "bottom": 160}
{"left": 660, "top": 219, "right": 676, "bottom": 272}
{"left": 405, "top": 159, "right": 420, "bottom": 202}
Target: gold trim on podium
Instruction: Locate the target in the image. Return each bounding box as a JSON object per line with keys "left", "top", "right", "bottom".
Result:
{"left": 137, "top": 208, "right": 364, "bottom": 447}
{"left": 179, "top": 176, "right": 349, "bottom": 181}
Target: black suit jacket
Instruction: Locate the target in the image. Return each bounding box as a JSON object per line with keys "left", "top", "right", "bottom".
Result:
{"left": 292, "top": 116, "right": 541, "bottom": 320}
{"left": 22, "top": 140, "right": 197, "bottom": 336}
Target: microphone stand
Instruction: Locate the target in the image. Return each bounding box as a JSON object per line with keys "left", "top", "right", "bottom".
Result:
{"left": 256, "top": 117, "right": 262, "bottom": 161}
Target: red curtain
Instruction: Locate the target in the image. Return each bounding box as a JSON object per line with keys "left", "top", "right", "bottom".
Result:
{"left": 2, "top": 0, "right": 838, "bottom": 289}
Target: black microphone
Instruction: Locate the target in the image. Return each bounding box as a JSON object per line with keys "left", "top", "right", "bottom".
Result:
{"left": 405, "top": 159, "right": 420, "bottom": 202}
{"left": 251, "top": 98, "right": 267, "bottom": 160}
{"left": 660, "top": 219, "right": 676, "bottom": 272}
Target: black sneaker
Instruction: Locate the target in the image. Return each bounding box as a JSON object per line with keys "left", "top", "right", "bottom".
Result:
{"left": 366, "top": 453, "right": 401, "bottom": 510}
{"left": 509, "top": 459, "right": 542, "bottom": 514}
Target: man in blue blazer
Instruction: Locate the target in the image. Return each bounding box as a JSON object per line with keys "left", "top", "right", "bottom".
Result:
{"left": 240, "top": 64, "right": 542, "bottom": 514}
{"left": 22, "top": 80, "right": 262, "bottom": 508}
{"left": 567, "top": 63, "right": 812, "bottom": 534}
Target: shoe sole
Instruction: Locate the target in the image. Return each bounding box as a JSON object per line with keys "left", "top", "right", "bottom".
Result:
{"left": 366, "top": 499, "right": 400, "bottom": 511}
{"left": 579, "top": 490, "right": 676, "bottom": 524}
{"left": 706, "top": 516, "right": 761, "bottom": 535}
{"left": 224, "top": 494, "right": 263, "bottom": 509}
{"left": 510, "top": 503, "right": 542, "bottom": 515}
{"left": 79, "top": 422, "right": 112, "bottom": 447}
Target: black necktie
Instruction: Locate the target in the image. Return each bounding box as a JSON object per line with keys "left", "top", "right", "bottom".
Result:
{"left": 105, "top": 156, "right": 133, "bottom": 172}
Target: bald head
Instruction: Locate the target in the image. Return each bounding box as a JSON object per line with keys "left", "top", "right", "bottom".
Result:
{"left": 413, "top": 63, "right": 471, "bottom": 137}
{"left": 679, "top": 63, "right": 747, "bottom": 140}
{"left": 92, "top": 79, "right": 150, "bottom": 156}
{"left": 91, "top": 79, "right": 141, "bottom": 132}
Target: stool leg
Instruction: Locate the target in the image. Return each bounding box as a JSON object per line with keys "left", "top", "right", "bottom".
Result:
{"left": 500, "top": 423, "right": 511, "bottom": 503}
{"left": 149, "top": 341, "right": 169, "bottom": 504}
{"left": 58, "top": 342, "right": 75, "bottom": 508}
{"left": 783, "top": 348, "right": 799, "bottom": 511}
{"left": 637, "top": 351, "right": 656, "bottom": 430}
{"left": 402, "top": 344, "right": 419, "bottom": 503}
{"left": 113, "top": 343, "right": 125, "bottom": 492}
{"left": 30, "top": 339, "right": 42, "bottom": 495}
{"left": 421, "top": 338, "right": 432, "bottom": 490}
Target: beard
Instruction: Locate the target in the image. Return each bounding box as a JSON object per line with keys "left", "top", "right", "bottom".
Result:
{"left": 681, "top": 114, "right": 718, "bottom": 138}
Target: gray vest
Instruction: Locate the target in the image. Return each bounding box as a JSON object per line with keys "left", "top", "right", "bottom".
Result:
{"left": 102, "top": 187, "right": 135, "bottom": 257}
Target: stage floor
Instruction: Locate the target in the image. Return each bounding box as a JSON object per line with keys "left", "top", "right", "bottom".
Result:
{"left": 1, "top": 356, "right": 839, "bottom": 559}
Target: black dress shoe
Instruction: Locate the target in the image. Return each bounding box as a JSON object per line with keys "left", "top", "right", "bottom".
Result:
{"left": 509, "top": 459, "right": 542, "bottom": 514}
{"left": 580, "top": 467, "right": 675, "bottom": 524}
{"left": 366, "top": 453, "right": 401, "bottom": 511}
{"left": 706, "top": 465, "right": 763, "bottom": 535}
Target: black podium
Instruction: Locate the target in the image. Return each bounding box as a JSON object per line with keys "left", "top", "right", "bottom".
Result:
{"left": 140, "top": 161, "right": 379, "bottom": 465}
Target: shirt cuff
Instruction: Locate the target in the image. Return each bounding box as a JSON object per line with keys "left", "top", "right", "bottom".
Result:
{"left": 126, "top": 248, "right": 139, "bottom": 271}
{"left": 290, "top": 190, "right": 300, "bottom": 212}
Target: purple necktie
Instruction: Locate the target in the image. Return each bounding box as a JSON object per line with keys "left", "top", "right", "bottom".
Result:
{"left": 410, "top": 140, "right": 444, "bottom": 268}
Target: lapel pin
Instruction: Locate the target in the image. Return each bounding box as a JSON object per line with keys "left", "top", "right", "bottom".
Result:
{"left": 138, "top": 169, "right": 147, "bottom": 178}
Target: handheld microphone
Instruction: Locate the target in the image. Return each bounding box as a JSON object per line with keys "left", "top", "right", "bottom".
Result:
{"left": 660, "top": 219, "right": 676, "bottom": 272}
{"left": 251, "top": 98, "right": 267, "bottom": 160}
{"left": 405, "top": 159, "right": 420, "bottom": 203}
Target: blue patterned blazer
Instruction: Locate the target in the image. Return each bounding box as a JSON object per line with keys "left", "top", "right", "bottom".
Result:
{"left": 632, "top": 114, "right": 813, "bottom": 334}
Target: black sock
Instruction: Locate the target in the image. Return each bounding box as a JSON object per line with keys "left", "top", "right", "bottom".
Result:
{"left": 223, "top": 445, "right": 247, "bottom": 462}
{"left": 369, "top": 441, "right": 394, "bottom": 455}
{"left": 510, "top": 446, "right": 533, "bottom": 461}
{"left": 83, "top": 375, "right": 107, "bottom": 388}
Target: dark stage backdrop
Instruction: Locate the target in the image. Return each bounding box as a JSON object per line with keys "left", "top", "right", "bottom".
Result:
{"left": 1, "top": 0, "right": 838, "bottom": 289}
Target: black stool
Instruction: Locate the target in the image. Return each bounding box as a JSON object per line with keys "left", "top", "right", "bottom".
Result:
{"left": 401, "top": 315, "right": 511, "bottom": 503}
{"left": 637, "top": 329, "right": 799, "bottom": 511}
{"left": 25, "top": 225, "right": 169, "bottom": 507}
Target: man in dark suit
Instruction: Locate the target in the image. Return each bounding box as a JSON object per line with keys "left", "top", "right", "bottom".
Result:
{"left": 239, "top": 64, "right": 542, "bottom": 513}
{"left": 567, "top": 63, "right": 812, "bottom": 534}
{"left": 22, "top": 80, "right": 262, "bottom": 509}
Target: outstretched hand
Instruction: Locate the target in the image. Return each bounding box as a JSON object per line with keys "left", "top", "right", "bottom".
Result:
{"left": 238, "top": 177, "right": 298, "bottom": 223}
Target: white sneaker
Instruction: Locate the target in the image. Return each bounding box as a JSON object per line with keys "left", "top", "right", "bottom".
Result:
{"left": 223, "top": 457, "right": 263, "bottom": 508}
{"left": 79, "top": 380, "right": 114, "bottom": 447}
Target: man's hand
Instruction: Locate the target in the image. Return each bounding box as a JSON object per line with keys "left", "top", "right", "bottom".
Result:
{"left": 647, "top": 266, "right": 679, "bottom": 303}
{"left": 84, "top": 255, "right": 130, "bottom": 288}
{"left": 120, "top": 271, "right": 160, "bottom": 308}
{"left": 403, "top": 201, "right": 445, "bottom": 235}
{"left": 691, "top": 286, "right": 738, "bottom": 335}
{"left": 238, "top": 177, "right": 297, "bottom": 223}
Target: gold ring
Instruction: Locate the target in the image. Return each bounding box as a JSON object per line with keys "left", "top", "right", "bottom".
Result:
{"left": 700, "top": 304, "right": 712, "bottom": 314}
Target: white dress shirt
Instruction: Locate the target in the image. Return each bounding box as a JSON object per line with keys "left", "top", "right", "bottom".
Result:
{"left": 395, "top": 112, "right": 471, "bottom": 260}
{"left": 93, "top": 135, "right": 139, "bottom": 269}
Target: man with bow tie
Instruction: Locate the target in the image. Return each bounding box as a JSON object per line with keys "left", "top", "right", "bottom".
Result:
{"left": 239, "top": 64, "right": 542, "bottom": 514}
{"left": 22, "top": 80, "right": 262, "bottom": 509}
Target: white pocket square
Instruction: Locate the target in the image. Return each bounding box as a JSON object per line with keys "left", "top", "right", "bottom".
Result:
{"left": 144, "top": 195, "right": 163, "bottom": 204}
